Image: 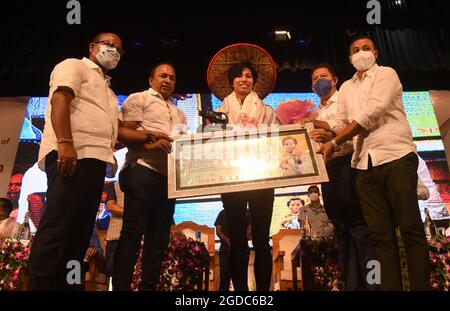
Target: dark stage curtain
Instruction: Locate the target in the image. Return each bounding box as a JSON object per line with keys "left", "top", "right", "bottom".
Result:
{"left": 271, "top": 27, "right": 450, "bottom": 73}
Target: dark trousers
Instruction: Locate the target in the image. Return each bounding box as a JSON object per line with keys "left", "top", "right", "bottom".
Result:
{"left": 218, "top": 250, "right": 232, "bottom": 291}
{"left": 105, "top": 240, "right": 119, "bottom": 277}
{"left": 356, "top": 152, "right": 431, "bottom": 290}
{"left": 221, "top": 189, "right": 274, "bottom": 291}
{"left": 321, "top": 154, "right": 377, "bottom": 290}
{"left": 28, "top": 151, "right": 106, "bottom": 290}
{"left": 218, "top": 248, "right": 250, "bottom": 291}
{"left": 112, "top": 164, "right": 175, "bottom": 291}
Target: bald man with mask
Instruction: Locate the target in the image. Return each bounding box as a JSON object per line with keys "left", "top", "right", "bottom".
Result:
{"left": 28, "top": 32, "right": 125, "bottom": 290}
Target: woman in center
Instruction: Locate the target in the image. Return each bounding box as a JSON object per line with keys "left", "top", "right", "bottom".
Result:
{"left": 208, "top": 44, "right": 278, "bottom": 291}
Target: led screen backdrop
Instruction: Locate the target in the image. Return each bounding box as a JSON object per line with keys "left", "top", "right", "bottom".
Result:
{"left": 212, "top": 91, "right": 442, "bottom": 139}
{"left": 6, "top": 91, "right": 449, "bottom": 239}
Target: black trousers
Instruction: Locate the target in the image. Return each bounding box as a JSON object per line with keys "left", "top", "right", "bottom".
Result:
{"left": 105, "top": 240, "right": 119, "bottom": 277}
{"left": 218, "top": 250, "right": 232, "bottom": 291}
{"left": 221, "top": 189, "right": 274, "bottom": 291}
{"left": 218, "top": 248, "right": 250, "bottom": 291}
{"left": 356, "top": 152, "right": 431, "bottom": 290}
{"left": 28, "top": 151, "right": 106, "bottom": 290}
{"left": 321, "top": 154, "right": 377, "bottom": 290}
{"left": 112, "top": 164, "right": 175, "bottom": 291}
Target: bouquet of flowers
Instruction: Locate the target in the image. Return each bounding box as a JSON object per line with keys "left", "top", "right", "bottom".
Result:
{"left": 274, "top": 100, "right": 318, "bottom": 125}
{"left": 0, "top": 238, "right": 30, "bottom": 291}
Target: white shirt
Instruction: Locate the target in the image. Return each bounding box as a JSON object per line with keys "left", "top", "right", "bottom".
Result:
{"left": 119, "top": 88, "right": 187, "bottom": 174}
{"left": 417, "top": 176, "right": 430, "bottom": 200}
{"left": 417, "top": 155, "right": 446, "bottom": 221}
{"left": 329, "top": 64, "right": 416, "bottom": 170}
{"left": 317, "top": 90, "right": 353, "bottom": 159}
{"left": 38, "top": 57, "right": 119, "bottom": 171}
{"left": 417, "top": 156, "right": 443, "bottom": 203}
{"left": 17, "top": 162, "right": 47, "bottom": 232}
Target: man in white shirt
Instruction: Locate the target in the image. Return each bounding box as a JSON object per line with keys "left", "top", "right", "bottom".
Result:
{"left": 17, "top": 163, "right": 46, "bottom": 233}
{"left": 417, "top": 155, "right": 446, "bottom": 221}
{"left": 319, "top": 36, "right": 430, "bottom": 290}
{"left": 113, "top": 63, "right": 187, "bottom": 290}
{"left": 28, "top": 32, "right": 124, "bottom": 290}
{"left": 308, "top": 63, "right": 377, "bottom": 290}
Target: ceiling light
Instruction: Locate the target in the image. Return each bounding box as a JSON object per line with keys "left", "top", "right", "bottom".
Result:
{"left": 268, "top": 30, "right": 292, "bottom": 41}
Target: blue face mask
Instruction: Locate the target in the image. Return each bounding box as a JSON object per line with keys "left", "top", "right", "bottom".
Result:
{"left": 313, "top": 79, "right": 333, "bottom": 98}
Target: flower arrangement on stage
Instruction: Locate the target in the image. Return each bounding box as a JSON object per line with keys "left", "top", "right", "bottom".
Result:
{"left": 131, "top": 232, "right": 209, "bottom": 291}
{"left": 0, "top": 238, "right": 30, "bottom": 291}
{"left": 312, "top": 265, "right": 342, "bottom": 291}
{"left": 397, "top": 229, "right": 450, "bottom": 291}
{"left": 299, "top": 236, "right": 343, "bottom": 291}
{"left": 157, "top": 231, "right": 209, "bottom": 291}
{"left": 428, "top": 235, "right": 450, "bottom": 291}
{"left": 274, "top": 100, "right": 318, "bottom": 125}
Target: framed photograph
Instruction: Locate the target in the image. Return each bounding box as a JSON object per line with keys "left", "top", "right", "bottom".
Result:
{"left": 168, "top": 124, "right": 329, "bottom": 198}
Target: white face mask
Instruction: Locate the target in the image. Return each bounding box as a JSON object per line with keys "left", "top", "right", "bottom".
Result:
{"left": 309, "top": 193, "right": 319, "bottom": 202}
{"left": 351, "top": 50, "right": 376, "bottom": 72}
{"left": 95, "top": 44, "right": 121, "bottom": 70}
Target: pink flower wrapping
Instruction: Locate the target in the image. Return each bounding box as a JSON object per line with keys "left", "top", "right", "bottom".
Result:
{"left": 275, "top": 100, "right": 318, "bottom": 125}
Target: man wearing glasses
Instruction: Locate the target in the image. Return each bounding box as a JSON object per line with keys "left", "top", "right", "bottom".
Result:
{"left": 28, "top": 32, "right": 124, "bottom": 290}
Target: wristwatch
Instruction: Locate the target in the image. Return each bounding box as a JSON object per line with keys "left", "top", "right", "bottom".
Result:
{"left": 331, "top": 138, "right": 341, "bottom": 152}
